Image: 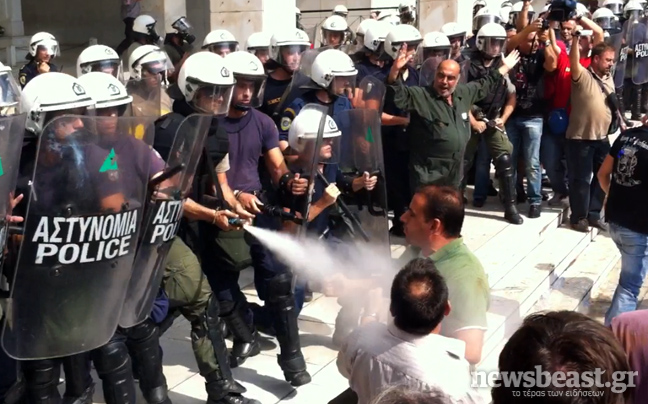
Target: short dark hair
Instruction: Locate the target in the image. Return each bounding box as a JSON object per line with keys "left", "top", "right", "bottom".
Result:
{"left": 591, "top": 42, "right": 615, "bottom": 60}
{"left": 416, "top": 185, "right": 464, "bottom": 238}
{"left": 492, "top": 311, "right": 633, "bottom": 404}
{"left": 371, "top": 385, "right": 451, "bottom": 404}
{"left": 390, "top": 258, "right": 448, "bottom": 335}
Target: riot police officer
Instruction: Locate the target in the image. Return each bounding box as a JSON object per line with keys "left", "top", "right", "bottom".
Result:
{"left": 151, "top": 51, "right": 260, "bottom": 404}
{"left": 441, "top": 22, "right": 468, "bottom": 62}
{"left": 127, "top": 45, "right": 174, "bottom": 116}
{"left": 18, "top": 32, "right": 59, "bottom": 88}
{"left": 354, "top": 22, "right": 390, "bottom": 82}
{"left": 245, "top": 31, "right": 272, "bottom": 66}
{"left": 463, "top": 23, "right": 522, "bottom": 225}
{"left": 278, "top": 49, "right": 357, "bottom": 152}
{"left": 121, "top": 14, "right": 163, "bottom": 67}
{"left": 470, "top": 7, "right": 503, "bottom": 49}
{"left": 320, "top": 15, "right": 351, "bottom": 48}
{"left": 259, "top": 29, "right": 310, "bottom": 121}
{"left": 76, "top": 44, "right": 123, "bottom": 79}
{"left": 209, "top": 51, "right": 310, "bottom": 387}
{"left": 164, "top": 16, "right": 196, "bottom": 67}
{"left": 202, "top": 29, "right": 239, "bottom": 57}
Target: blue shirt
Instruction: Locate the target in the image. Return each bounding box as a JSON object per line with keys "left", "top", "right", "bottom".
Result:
{"left": 356, "top": 58, "right": 387, "bottom": 84}
{"left": 278, "top": 90, "right": 353, "bottom": 142}
{"left": 220, "top": 109, "right": 279, "bottom": 192}
{"left": 293, "top": 163, "right": 346, "bottom": 236}
{"left": 18, "top": 60, "right": 58, "bottom": 89}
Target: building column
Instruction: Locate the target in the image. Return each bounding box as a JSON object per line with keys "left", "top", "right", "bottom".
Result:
{"left": 208, "top": 0, "right": 296, "bottom": 47}
{"left": 0, "top": 0, "right": 24, "bottom": 37}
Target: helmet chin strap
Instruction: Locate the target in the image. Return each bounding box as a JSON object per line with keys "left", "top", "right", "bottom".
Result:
{"left": 233, "top": 103, "right": 251, "bottom": 111}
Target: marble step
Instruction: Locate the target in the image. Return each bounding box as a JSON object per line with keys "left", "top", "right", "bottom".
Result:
{"left": 479, "top": 225, "right": 599, "bottom": 372}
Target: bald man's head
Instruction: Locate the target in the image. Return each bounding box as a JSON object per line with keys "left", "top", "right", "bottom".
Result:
{"left": 432, "top": 59, "right": 461, "bottom": 98}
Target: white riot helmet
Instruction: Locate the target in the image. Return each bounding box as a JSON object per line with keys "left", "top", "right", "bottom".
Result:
{"left": 592, "top": 7, "right": 617, "bottom": 30}
{"left": 384, "top": 24, "right": 422, "bottom": 60}
{"left": 363, "top": 22, "right": 391, "bottom": 53}
{"left": 177, "top": 52, "right": 235, "bottom": 116}
{"left": 76, "top": 72, "right": 132, "bottom": 116}
{"left": 476, "top": 23, "right": 507, "bottom": 59}
{"left": 321, "top": 15, "right": 350, "bottom": 47}
{"left": 311, "top": 49, "right": 357, "bottom": 96}
{"left": 0, "top": 62, "right": 21, "bottom": 115}
{"left": 576, "top": 3, "right": 591, "bottom": 19}
{"left": 19, "top": 72, "right": 95, "bottom": 135}
{"left": 225, "top": 51, "right": 267, "bottom": 110}
{"left": 202, "top": 29, "right": 239, "bottom": 56}
{"left": 28, "top": 32, "right": 59, "bottom": 59}
{"left": 128, "top": 45, "right": 174, "bottom": 87}
{"left": 473, "top": 7, "right": 503, "bottom": 33}
{"left": 245, "top": 32, "right": 272, "bottom": 64}
{"left": 76, "top": 45, "right": 122, "bottom": 79}
{"left": 269, "top": 29, "right": 311, "bottom": 72}
{"left": 473, "top": 0, "right": 487, "bottom": 15}
{"left": 133, "top": 15, "right": 161, "bottom": 42}
{"left": 624, "top": 1, "right": 644, "bottom": 19}
{"left": 355, "top": 19, "right": 379, "bottom": 51}
{"left": 333, "top": 5, "right": 349, "bottom": 17}
{"left": 508, "top": 2, "right": 534, "bottom": 27}
{"left": 441, "top": 22, "right": 467, "bottom": 48}
{"left": 288, "top": 108, "right": 341, "bottom": 154}
{"left": 603, "top": 0, "right": 624, "bottom": 16}
{"left": 421, "top": 32, "right": 451, "bottom": 62}
{"left": 378, "top": 11, "right": 401, "bottom": 25}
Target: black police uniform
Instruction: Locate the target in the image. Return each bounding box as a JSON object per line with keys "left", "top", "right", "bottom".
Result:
{"left": 18, "top": 60, "right": 58, "bottom": 89}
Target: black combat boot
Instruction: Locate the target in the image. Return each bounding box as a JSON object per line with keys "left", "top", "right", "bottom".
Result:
{"left": 220, "top": 301, "right": 261, "bottom": 368}
{"left": 61, "top": 353, "right": 94, "bottom": 404}
{"left": 204, "top": 296, "right": 260, "bottom": 404}
{"left": 495, "top": 154, "right": 523, "bottom": 225}
{"left": 267, "top": 273, "right": 311, "bottom": 387}
{"left": 124, "top": 322, "right": 171, "bottom": 404}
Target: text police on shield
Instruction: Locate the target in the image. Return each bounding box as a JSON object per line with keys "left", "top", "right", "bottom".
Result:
{"left": 30, "top": 210, "right": 139, "bottom": 265}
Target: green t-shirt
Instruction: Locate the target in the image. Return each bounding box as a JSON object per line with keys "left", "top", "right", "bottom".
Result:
{"left": 429, "top": 238, "right": 490, "bottom": 336}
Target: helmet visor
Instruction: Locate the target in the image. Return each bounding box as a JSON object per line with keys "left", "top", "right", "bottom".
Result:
{"left": 277, "top": 44, "right": 309, "bottom": 72}
{"left": 481, "top": 37, "right": 506, "bottom": 57}
{"left": 0, "top": 72, "right": 21, "bottom": 115}
{"left": 37, "top": 40, "right": 60, "bottom": 57}
{"left": 447, "top": 33, "right": 466, "bottom": 48}
{"left": 626, "top": 9, "right": 644, "bottom": 20}
{"left": 321, "top": 28, "right": 349, "bottom": 47}
{"left": 206, "top": 42, "right": 238, "bottom": 56}
{"left": 319, "top": 134, "right": 341, "bottom": 164}
{"left": 606, "top": 3, "right": 623, "bottom": 15}
{"left": 141, "top": 58, "right": 174, "bottom": 87}
{"left": 474, "top": 15, "right": 501, "bottom": 32}
{"left": 189, "top": 81, "right": 234, "bottom": 116}
{"left": 172, "top": 17, "right": 192, "bottom": 33}
{"left": 595, "top": 16, "right": 614, "bottom": 30}
{"left": 331, "top": 74, "right": 356, "bottom": 98}
{"left": 422, "top": 47, "right": 451, "bottom": 63}
{"left": 81, "top": 60, "right": 123, "bottom": 80}
{"left": 232, "top": 74, "right": 266, "bottom": 109}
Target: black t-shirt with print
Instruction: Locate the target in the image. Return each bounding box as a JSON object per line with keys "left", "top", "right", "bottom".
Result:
{"left": 607, "top": 127, "right": 648, "bottom": 235}
{"left": 510, "top": 50, "right": 546, "bottom": 118}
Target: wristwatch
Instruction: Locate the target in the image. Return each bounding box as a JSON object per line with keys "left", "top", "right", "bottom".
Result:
{"left": 544, "top": 39, "right": 551, "bottom": 46}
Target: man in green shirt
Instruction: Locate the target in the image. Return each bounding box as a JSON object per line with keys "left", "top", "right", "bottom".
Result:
{"left": 400, "top": 184, "right": 490, "bottom": 365}
{"left": 385, "top": 44, "right": 521, "bottom": 190}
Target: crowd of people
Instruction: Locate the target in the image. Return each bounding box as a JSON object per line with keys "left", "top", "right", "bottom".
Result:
{"left": 0, "top": 0, "right": 648, "bottom": 403}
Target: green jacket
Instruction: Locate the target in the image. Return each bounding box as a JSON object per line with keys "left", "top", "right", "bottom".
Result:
{"left": 387, "top": 69, "right": 504, "bottom": 188}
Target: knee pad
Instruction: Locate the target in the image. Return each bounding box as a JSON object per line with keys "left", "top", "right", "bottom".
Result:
{"left": 267, "top": 272, "right": 294, "bottom": 303}
{"left": 494, "top": 154, "right": 513, "bottom": 173}
{"left": 22, "top": 359, "right": 59, "bottom": 387}
{"left": 91, "top": 341, "right": 130, "bottom": 377}
{"left": 219, "top": 299, "right": 235, "bottom": 316}
{"left": 124, "top": 320, "right": 157, "bottom": 344}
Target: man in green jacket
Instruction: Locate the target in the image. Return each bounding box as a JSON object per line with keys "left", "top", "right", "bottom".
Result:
{"left": 385, "top": 44, "right": 521, "bottom": 190}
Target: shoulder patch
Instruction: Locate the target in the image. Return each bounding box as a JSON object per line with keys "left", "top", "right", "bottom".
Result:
{"left": 284, "top": 108, "right": 296, "bottom": 118}
{"left": 19, "top": 75, "right": 25, "bottom": 86}
{"left": 280, "top": 116, "right": 292, "bottom": 131}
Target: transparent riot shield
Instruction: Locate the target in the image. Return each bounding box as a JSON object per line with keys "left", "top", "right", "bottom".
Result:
{"left": 1, "top": 115, "right": 155, "bottom": 360}
{"left": 287, "top": 104, "right": 327, "bottom": 236}
{"left": 337, "top": 108, "right": 390, "bottom": 259}
{"left": 354, "top": 76, "right": 386, "bottom": 113}
{"left": 0, "top": 114, "right": 27, "bottom": 265}
{"left": 419, "top": 56, "right": 445, "bottom": 86}
{"left": 118, "top": 114, "right": 210, "bottom": 328}
{"left": 607, "top": 32, "right": 627, "bottom": 88}
{"left": 631, "top": 18, "right": 648, "bottom": 85}
{"left": 126, "top": 77, "right": 164, "bottom": 118}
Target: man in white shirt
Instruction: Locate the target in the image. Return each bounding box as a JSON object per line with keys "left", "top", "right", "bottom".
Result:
{"left": 336, "top": 258, "right": 483, "bottom": 404}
